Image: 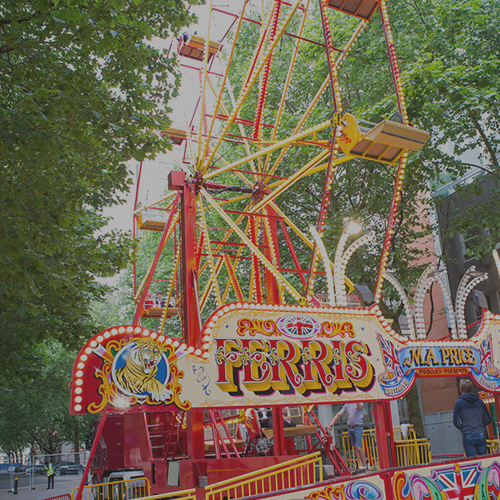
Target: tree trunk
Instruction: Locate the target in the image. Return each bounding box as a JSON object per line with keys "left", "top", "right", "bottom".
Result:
{"left": 74, "top": 422, "right": 80, "bottom": 464}
{"left": 406, "top": 384, "right": 425, "bottom": 437}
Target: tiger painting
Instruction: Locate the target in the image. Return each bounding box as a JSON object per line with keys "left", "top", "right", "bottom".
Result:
{"left": 115, "top": 338, "right": 173, "bottom": 402}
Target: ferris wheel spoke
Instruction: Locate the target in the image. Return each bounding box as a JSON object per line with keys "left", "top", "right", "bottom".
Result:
{"left": 278, "top": 216, "right": 308, "bottom": 288}
{"left": 185, "top": 112, "right": 200, "bottom": 170}
{"left": 197, "top": 199, "right": 255, "bottom": 305}
{"left": 203, "top": 0, "right": 303, "bottom": 171}
{"left": 210, "top": 72, "right": 259, "bottom": 175}
{"left": 200, "top": 187, "right": 303, "bottom": 302}
{"left": 201, "top": 3, "right": 249, "bottom": 163}
{"left": 265, "top": 153, "right": 355, "bottom": 192}
{"left": 223, "top": 254, "right": 244, "bottom": 302}
{"left": 262, "top": 210, "right": 285, "bottom": 303}
{"left": 212, "top": 150, "right": 255, "bottom": 189}
{"left": 204, "top": 118, "right": 335, "bottom": 181}
{"left": 197, "top": 0, "right": 217, "bottom": 163}
{"left": 199, "top": 256, "right": 225, "bottom": 312}
{"left": 251, "top": 149, "right": 330, "bottom": 214}
{"left": 263, "top": 0, "right": 311, "bottom": 172}
{"left": 198, "top": 199, "right": 224, "bottom": 308}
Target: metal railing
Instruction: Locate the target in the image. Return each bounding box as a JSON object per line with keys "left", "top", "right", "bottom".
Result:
{"left": 395, "top": 438, "right": 431, "bottom": 466}
{"left": 71, "top": 478, "right": 150, "bottom": 500}
{"left": 341, "top": 426, "right": 432, "bottom": 470}
{"left": 133, "top": 491, "right": 196, "bottom": 500}
{"left": 341, "top": 428, "right": 379, "bottom": 471}
{"left": 487, "top": 439, "right": 500, "bottom": 454}
{"left": 205, "top": 452, "right": 322, "bottom": 500}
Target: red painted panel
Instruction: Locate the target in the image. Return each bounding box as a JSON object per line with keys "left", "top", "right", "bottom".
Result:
{"left": 123, "top": 413, "right": 150, "bottom": 468}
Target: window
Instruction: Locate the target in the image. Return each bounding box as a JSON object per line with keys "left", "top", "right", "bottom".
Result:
{"left": 458, "top": 230, "right": 480, "bottom": 261}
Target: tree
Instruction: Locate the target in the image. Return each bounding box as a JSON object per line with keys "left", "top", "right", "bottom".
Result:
{"left": 376, "top": 0, "right": 500, "bottom": 258}
{"left": 0, "top": 0, "right": 199, "bottom": 379}
{"left": 0, "top": 341, "right": 93, "bottom": 459}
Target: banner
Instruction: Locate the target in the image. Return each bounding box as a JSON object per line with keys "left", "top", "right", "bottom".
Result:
{"left": 70, "top": 304, "right": 500, "bottom": 414}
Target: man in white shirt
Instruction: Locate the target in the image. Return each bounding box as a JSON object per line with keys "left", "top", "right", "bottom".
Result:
{"left": 327, "top": 403, "right": 367, "bottom": 474}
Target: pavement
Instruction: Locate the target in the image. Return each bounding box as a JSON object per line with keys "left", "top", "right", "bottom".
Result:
{"left": 0, "top": 476, "right": 82, "bottom": 500}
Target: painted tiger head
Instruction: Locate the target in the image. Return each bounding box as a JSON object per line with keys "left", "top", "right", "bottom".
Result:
{"left": 129, "top": 338, "right": 163, "bottom": 375}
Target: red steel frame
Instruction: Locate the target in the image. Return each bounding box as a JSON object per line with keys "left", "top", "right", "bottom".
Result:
{"left": 105, "top": 3, "right": 472, "bottom": 500}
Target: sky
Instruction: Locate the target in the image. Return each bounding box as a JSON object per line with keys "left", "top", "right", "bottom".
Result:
{"left": 103, "top": 2, "right": 253, "bottom": 235}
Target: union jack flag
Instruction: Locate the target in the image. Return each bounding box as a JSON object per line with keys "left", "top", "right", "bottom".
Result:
{"left": 480, "top": 336, "right": 493, "bottom": 372}
{"left": 278, "top": 315, "right": 319, "bottom": 338}
{"left": 431, "top": 463, "right": 479, "bottom": 500}
{"left": 377, "top": 333, "right": 403, "bottom": 378}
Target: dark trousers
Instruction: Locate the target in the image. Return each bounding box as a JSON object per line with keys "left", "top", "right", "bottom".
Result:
{"left": 47, "top": 475, "right": 54, "bottom": 489}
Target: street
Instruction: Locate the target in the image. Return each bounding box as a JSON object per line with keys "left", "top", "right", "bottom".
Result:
{"left": 0, "top": 473, "right": 82, "bottom": 500}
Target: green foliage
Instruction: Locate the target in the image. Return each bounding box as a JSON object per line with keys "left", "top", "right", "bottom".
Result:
{"left": 0, "top": 0, "right": 199, "bottom": 379}
{"left": 96, "top": 0, "right": 500, "bottom": 326}
{"left": 0, "top": 341, "right": 93, "bottom": 457}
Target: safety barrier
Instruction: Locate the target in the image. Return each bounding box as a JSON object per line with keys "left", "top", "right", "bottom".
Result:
{"left": 341, "top": 428, "right": 379, "bottom": 471}
{"left": 132, "top": 490, "right": 196, "bottom": 500}
{"left": 395, "top": 438, "right": 431, "bottom": 466}
{"left": 341, "top": 425, "right": 432, "bottom": 470}
{"left": 205, "top": 452, "right": 322, "bottom": 500}
{"left": 487, "top": 439, "right": 500, "bottom": 454}
{"left": 71, "top": 477, "right": 150, "bottom": 500}
{"left": 43, "top": 495, "right": 71, "bottom": 500}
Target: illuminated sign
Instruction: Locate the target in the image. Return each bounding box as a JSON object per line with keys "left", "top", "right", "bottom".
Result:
{"left": 70, "top": 304, "right": 500, "bottom": 415}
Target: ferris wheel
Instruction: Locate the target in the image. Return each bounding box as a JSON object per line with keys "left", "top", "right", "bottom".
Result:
{"left": 131, "top": 0, "right": 429, "bottom": 342}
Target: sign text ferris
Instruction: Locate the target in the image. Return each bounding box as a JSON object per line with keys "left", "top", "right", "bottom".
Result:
{"left": 214, "top": 335, "right": 375, "bottom": 396}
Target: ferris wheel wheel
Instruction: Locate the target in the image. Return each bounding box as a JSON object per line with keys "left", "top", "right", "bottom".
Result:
{"left": 132, "top": 0, "right": 429, "bottom": 342}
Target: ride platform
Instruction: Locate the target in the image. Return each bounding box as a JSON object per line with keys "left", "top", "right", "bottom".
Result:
{"left": 141, "top": 304, "right": 179, "bottom": 318}
{"left": 135, "top": 208, "right": 170, "bottom": 232}
{"left": 327, "top": 0, "right": 381, "bottom": 20}
{"left": 177, "top": 34, "right": 220, "bottom": 62}
{"left": 162, "top": 128, "right": 187, "bottom": 145}
{"left": 338, "top": 113, "right": 430, "bottom": 164}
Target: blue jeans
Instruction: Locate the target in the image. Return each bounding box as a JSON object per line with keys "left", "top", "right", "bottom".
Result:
{"left": 348, "top": 426, "right": 363, "bottom": 448}
{"left": 463, "top": 433, "right": 487, "bottom": 457}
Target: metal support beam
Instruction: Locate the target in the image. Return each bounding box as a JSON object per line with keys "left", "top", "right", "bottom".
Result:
{"left": 373, "top": 401, "right": 394, "bottom": 470}
{"left": 74, "top": 414, "right": 108, "bottom": 500}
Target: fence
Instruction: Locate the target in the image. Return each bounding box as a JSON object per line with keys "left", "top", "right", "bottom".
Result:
{"left": 488, "top": 439, "right": 500, "bottom": 454}
{"left": 341, "top": 425, "right": 432, "bottom": 471}
{"left": 394, "top": 438, "right": 431, "bottom": 466}
{"left": 71, "top": 478, "right": 150, "bottom": 500}
{"left": 131, "top": 491, "right": 196, "bottom": 500}
{"left": 205, "top": 452, "right": 322, "bottom": 500}
{"left": 341, "top": 428, "right": 379, "bottom": 471}
{"left": 43, "top": 495, "right": 71, "bottom": 500}
{"left": 8, "top": 451, "right": 90, "bottom": 492}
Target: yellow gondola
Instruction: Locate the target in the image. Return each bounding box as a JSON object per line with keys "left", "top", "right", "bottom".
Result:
{"left": 338, "top": 113, "right": 430, "bottom": 164}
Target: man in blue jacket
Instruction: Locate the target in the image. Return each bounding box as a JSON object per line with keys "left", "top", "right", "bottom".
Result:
{"left": 453, "top": 379, "right": 492, "bottom": 457}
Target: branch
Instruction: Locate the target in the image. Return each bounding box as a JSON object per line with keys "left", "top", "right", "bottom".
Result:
{"left": 0, "top": 16, "right": 34, "bottom": 26}
{"left": 403, "top": 0, "right": 429, "bottom": 28}
{"left": 468, "top": 109, "right": 500, "bottom": 173}
{"left": 461, "top": 162, "right": 495, "bottom": 176}
{"left": 25, "top": 429, "right": 46, "bottom": 452}
{"left": 425, "top": 281, "right": 435, "bottom": 337}
{"left": 0, "top": 45, "right": 15, "bottom": 56}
